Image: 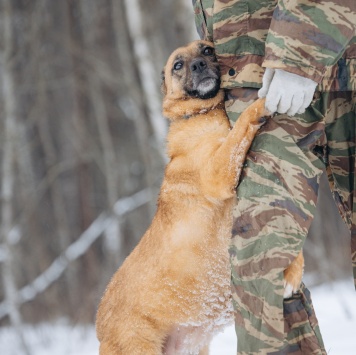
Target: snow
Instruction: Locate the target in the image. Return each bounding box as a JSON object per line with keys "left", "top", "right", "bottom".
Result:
{"left": 211, "top": 279, "right": 356, "bottom": 354}
{"left": 0, "top": 279, "right": 355, "bottom": 355}
{"left": 0, "top": 189, "right": 152, "bottom": 320}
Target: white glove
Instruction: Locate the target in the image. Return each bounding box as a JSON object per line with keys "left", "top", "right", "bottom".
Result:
{"left": 258, "top": 68, "right": 318, "bottom": 116}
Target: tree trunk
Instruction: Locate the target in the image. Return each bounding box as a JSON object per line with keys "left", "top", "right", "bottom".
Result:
{"left": 0, "top": 0, "right": 30, "bottom": 353}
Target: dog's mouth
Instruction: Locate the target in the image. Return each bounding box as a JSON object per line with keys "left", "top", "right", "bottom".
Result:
{"left": 198, "top": 77, "right": 217, "bottom": 91}
{"left": 186, "top": 75, "right": 221, "bottom": 100}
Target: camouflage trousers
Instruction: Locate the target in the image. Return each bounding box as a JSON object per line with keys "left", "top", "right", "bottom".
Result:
{"left": 227, "top": 88, "right": 356, "bottom": 354}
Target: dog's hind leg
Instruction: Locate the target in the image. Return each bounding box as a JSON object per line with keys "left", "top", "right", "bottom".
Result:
{"left": 283, "top": 250, "right": 304, "bottom": 298}
{"left": 198, "top": 345, "right": 210, "bottom": 355}
{"left": 100, "top": 340, "right": 163, "bottom": 355}
{"left": 99, "top": 330, "right": 165, "bottom": 355}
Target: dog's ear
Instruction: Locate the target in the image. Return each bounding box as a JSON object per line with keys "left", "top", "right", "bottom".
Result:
{"left": 160, "top": 68, "right": 167, "bottom": 96}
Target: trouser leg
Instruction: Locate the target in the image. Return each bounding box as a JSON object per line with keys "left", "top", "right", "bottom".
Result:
{"left": 227, "top": 88, "right": 326, "bottom": 354}
{"left": 322, "top": 91, "right": 356, "bottom": 286}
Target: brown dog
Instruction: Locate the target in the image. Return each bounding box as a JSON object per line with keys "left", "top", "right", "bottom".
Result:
{"left": 96, "top": 40, "right": 302, "bottom": 355}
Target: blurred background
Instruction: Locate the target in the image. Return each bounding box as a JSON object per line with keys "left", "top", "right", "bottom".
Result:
{"left": 0, "top": 0, "right": 352, "bottom": 353}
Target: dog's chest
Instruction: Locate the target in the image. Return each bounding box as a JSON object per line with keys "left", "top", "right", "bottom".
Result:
{"left": 164, "top": 290, "right": 233, "bottom": 355}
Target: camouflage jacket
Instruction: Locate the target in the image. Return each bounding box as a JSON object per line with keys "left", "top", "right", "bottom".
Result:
{"left": 193, "top": 0, "right": 356, "bottom": 91}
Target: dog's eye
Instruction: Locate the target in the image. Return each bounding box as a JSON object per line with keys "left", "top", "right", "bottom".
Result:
{"left": 173, "top": 61, "right": 183, "bottom": 71}
{"left": 203, "top": 47, "right": 214, "bottom": 56}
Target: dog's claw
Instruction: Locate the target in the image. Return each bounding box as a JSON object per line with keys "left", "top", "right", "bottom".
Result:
{"left": 258, "top": 116, "right": 267, "bottom": 124}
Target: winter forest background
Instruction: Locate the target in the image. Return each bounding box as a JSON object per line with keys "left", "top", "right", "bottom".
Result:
{"left": 0, "top": 0, "right": 353, "bottom": 354}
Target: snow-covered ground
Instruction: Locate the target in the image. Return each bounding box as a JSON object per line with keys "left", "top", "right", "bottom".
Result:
{"left": 1, "top": 279, "right": 355, "bottom": 355}
{"left": 211, "top": 279, "right": 356, "bottom": 354}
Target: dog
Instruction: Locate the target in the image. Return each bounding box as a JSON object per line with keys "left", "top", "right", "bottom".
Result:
{"left": 96, "top": 40, "right": 303, "bottom": 355}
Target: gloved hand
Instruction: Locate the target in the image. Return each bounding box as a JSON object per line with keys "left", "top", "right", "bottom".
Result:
{"left": 258, "top": 68, "right": 318, "bottom": 116}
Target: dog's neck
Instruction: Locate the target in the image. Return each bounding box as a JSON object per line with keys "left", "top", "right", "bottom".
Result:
{"left": 165, "top": 90, "right": 230, "bottom": 160}
{"left": 163, "top": 90, "right": 225, "bottom": 121}
{"left": 182, "top": 100, "right": 226, "bottom": 120}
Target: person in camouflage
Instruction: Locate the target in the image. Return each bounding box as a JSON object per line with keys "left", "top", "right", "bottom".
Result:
{"left": 192, "top": 0, "right": 355, "bottom": 354}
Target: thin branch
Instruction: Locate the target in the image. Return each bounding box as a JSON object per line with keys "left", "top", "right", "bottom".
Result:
{"left": 0, "top": 188, "right": 152, "bottom": 320}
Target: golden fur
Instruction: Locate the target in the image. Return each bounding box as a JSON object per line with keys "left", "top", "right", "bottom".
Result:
{"left": 96, "top": 40, "right": 303, "bottom": 354}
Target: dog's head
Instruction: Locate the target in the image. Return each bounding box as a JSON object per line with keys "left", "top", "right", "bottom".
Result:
{"left": 162, "top": 40, "right": 220, "bottom": 100}
{"left": 161, "top": 41, "right": 224, "bottom": 119}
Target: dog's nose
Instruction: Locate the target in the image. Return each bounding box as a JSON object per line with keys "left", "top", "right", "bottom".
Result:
{"left": 190, "top": 58, "right": 207, "bottom": 73}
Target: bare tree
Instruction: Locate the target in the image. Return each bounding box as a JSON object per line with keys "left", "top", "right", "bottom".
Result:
{"left": 123, "top": 0, "right": 168, "bottom": 159}
{"left": 0, "top": 1, "right": 30, "bottom": 352}
{"left": 0, "top": 0, "right": 350, "bottom": 341}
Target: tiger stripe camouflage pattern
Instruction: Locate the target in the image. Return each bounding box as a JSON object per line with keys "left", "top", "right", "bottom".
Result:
{"left": 192, "top": 0, "right": 356, "bottom": 354}
{"left": 193, "top": 0, "right": 356, "bottom": 91}
{"left": 226, "top": 88, "right": 354, "bottom": 354}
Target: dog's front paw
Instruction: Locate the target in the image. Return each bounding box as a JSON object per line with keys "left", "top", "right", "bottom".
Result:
{"left": 283, "top": 251, "right": 304, "bottom": 298}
